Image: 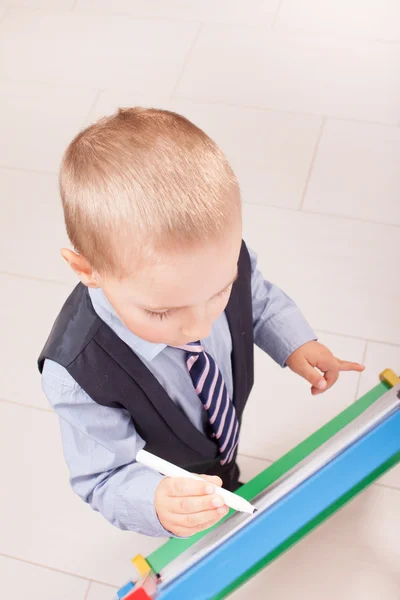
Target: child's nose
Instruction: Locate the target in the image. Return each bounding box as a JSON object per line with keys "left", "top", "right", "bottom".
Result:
{"left": 182, "top": 325, "right": 211, "bottom": 341}
{"left": 181, "top": 307, "right": 212, "bottom": 340}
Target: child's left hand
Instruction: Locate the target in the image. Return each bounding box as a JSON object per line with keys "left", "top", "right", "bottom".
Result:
{"left": 286, "top": 341, "right": 365, "bottom": 395}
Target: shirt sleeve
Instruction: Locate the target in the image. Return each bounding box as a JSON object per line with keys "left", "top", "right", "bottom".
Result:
{"left": 249, "top": 247, "right": 317, "bottom": 366}
{"left": 41, "top": 359, "right": 172, "bottom": 538}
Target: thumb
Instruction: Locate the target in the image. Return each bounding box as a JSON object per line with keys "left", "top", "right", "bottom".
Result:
{"left": 294, "top": 361, "right": 327, "bottom": 391}
{"left": 198, "top": 474, "right": 223, "bottom": 488}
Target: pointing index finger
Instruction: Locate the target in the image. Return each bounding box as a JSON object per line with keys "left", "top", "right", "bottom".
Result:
{"left": 336, "top": 359, "right": 365, "bottom": 372}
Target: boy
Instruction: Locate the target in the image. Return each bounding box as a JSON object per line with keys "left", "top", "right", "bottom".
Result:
{"left": 38, "top": 108, "right": 364, "bottom": 538}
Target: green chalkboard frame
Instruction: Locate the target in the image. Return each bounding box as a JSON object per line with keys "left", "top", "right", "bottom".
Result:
{"left": 147, "top": 379, "right": 399, "bottom": 598}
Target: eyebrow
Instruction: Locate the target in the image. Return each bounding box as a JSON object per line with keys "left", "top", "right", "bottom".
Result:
{"left": 140, "top": 268, "right": 239, "bottom": 312}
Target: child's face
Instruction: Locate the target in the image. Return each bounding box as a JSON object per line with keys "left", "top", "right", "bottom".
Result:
{"left": 100, "top": 224, "right": 242, "bottom": 347}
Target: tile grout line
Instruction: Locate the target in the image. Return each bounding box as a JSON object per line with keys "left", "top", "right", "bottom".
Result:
{"left": 374, "top": 480, "right": 400, "bottom": 493}
{"left": 352, "top": 341, "right": 369, "bottom": 403}
{"left": 0, "top": 73, "right": 399, "bottom": 130}
{"left": 170, "top": 93, "right": 400, "bottom": 129}
{"left": 239, "top": 452, "right": 274, "bottom": 463}
{"left": 325, "top": 114, "right": 400, "bottom": 129}
{"left": 243, "top": 198, "right": 400, "bottom": 229}
{"left": 82, "top": 88, "right": 103, "bottom": 125}
{"left": 299, "top": 116, "right": 326, "bottom": 210}
{"left": 53, "top": 8, "right": 204, "bottom": 25}
{"left": 8, "top": 5, "right": 400, "bottom": 46}
{"left": 0, "top": 552, "right": 116, "bottom": 588}
{"left": 270, "top": 0, "right": 284, "bottom": 30}
{"left": 300, "top": 207, "right": 400, "bottom": 229}
{"left": 84, "top": 581, "right": 92, "bottom": 600}
{"left": 5, "top": 4, "right": 202, "bottom": 25}
{"left": 0, "top": 74, "right": 89, "bottom": 92}
{"left": 0, "top": 397, "right": 54, "bottom": 414}
{"left": 0, "top": 74, "right": 101, "bottom": 94}
{"left": 315, "top": 328, "right": 400, "bottom": 348}
{"left": 0, "top": 164, "right": 57, "bottom": 176}
{"left": 0, "top": 269, "right": 73, "bottom": 287}
{"left": 169, "top": 22, "right": 204, "bottom": 99}
{"left": 272, "top": 27, "right": 400, "bottom": 46}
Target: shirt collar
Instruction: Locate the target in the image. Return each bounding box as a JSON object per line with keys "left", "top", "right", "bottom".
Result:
{"left": 88, "top": 287, "right": 166, "bottom": 362}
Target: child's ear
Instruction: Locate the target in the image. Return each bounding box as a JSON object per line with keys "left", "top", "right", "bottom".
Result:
{"left": 60, "top": 248, "right": 100, "bottom": 288}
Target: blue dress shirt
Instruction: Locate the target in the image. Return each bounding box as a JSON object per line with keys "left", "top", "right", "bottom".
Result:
{"left": 42, "top": 248, "right": 316, "bottom": 537}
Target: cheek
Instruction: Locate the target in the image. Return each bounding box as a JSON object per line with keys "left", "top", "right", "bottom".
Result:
{"left": 209, "top": 292, "right": 232, "bottom": 319}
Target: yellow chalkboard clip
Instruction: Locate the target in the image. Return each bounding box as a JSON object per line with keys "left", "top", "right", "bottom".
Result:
{"left": 379, "top": 368, "right": 400, "bottom": 388}
{"left": 131, "top": 554, "right": 152, "bottom": 577}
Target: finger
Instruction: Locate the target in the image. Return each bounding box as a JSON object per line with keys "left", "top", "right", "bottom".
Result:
{"left": 336, "top": 359, "right": 365, "bottom": 372}
{"left": 171, "top": 506, "right": 229, "bottom": 530}
{"left": 311, "top": 369, "right": 338, "bottom": 395}
{"left": 198, "top": 474, "right": 223, "bottom": 488}
{"left": 172, "top": 514, "right": 226, "bottom": 538}
{"left": 165, "top": 477, "right": 215, "bottom": 498}
{"left": 169, "top": 492, "right": 225, "bottom": 515}
{"left": 293, "top": 360, "right": 327, "bottom": 391}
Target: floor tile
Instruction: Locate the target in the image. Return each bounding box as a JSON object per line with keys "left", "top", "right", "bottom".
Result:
{"left": 168, "top": 99, "right": 322, "bottom": 209}
{"left": 239, "top": 333, "right": 365, "bottom": 461}
{"left": 0, "top": 275, "right": 73, "bottom": 408}
{"left": 357, "top": 341, "right": 400, "bottom": 491}
{"left": 0, "top": 169, "right": 74, "bottom": 283}
{"left": 177, "top": 25, "right": 400, "bottom": 124}
{"left": 74, "top": 0, "right": 280, "bottom": 26}
{"left": 243, "top": 203, "right": 400, "bottom": 345}
{"left": 0, "top": 401, "right": 164, "bottom": 585}
{"left": 0, "top": 10, "right": 199, "bottom": 93}
{"left": 86, "top": 583, "right": 118, "bottom": 600}
{"left": 275, "top": 0, "right": 400, "bottom": 42}
{"left": 0, "top": 80, "right": 96, "bottom": 172}
{"left": 11, "top": 0, "right": 75, "bottom": 10}
{"left": 230, "top": 486, "right": 400, "bottom": 599}
{"left": 0, "top": 555, "right": 89, "bottom": 600}
{"left": 303, "top": 120, "right": 400, "bottom": 225}
{"left": 326, "top": 484, "right": 400, "bottom": 570}
{"left": 237, "top": 454, "right": 272, "bottom": 482}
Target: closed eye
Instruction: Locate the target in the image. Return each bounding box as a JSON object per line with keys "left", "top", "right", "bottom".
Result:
{"left": 144, "top": 271, "right": 237, "bottom": 321}
{"left": 146, "top": 309, "right": 173, "bottom": 321}
{"left": 215, "top": 283, "right": 234, "bottom": 298}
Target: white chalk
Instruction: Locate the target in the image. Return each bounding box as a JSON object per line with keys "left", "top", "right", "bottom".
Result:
{"left": 136, "top": 449, "right": 256, "bottom": 515}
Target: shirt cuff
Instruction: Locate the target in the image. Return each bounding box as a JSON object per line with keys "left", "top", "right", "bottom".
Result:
{"left": 117, "top": 471, "right": 171, "bottom": 538}
{"left": 255, "top": 308, "right": 317, "bottom": 367}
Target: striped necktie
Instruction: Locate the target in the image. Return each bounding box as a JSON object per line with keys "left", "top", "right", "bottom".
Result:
{"left": 176, "top": 341, "right": 239, "bottom": 465}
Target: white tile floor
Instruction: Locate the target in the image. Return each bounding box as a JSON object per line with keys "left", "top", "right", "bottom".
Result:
{"left": 1, "top": 2, "right": 399, "bottom": 599}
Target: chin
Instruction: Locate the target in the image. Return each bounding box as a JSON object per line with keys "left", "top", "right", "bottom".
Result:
{"left": 170, "top": 338, "right": 196, "bottom": 347}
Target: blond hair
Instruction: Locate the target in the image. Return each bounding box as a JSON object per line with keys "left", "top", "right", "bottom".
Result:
{"left": 60, "top": 107, "right": 239, "bottom": 277}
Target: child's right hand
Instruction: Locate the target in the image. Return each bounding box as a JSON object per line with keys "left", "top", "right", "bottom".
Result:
{"left": 154, "top": 474, "right": 229, "bottom": 537}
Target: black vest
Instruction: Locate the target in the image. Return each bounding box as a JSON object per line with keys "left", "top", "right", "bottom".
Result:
{"left": 38, "top": 242, "right": 254, "bottom": 491}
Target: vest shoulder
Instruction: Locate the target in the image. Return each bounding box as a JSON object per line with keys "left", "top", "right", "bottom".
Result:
{"left": 38, "top": 284, "right": 102, "bottom": 371}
